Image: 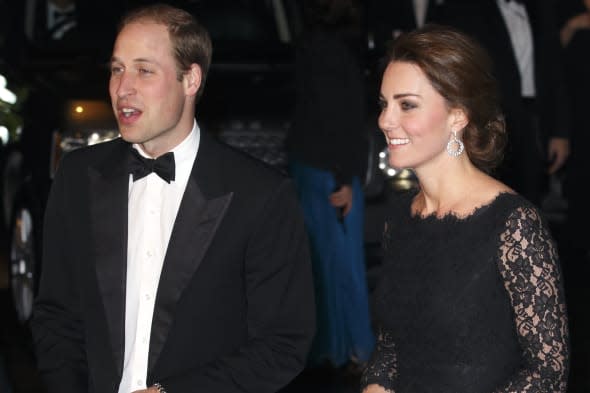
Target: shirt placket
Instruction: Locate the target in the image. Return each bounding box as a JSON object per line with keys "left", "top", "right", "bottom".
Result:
{"left": 132, "top": 175, "right": 164, "bottom": 389}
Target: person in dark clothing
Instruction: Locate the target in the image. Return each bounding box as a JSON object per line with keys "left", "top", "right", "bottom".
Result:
{"left": 558, "top": 0, "right": 590, "bottom": 257}
{"left": 367, "top": 0, "right": 445, "bottom": 47}
{"left": 361, "top": 24, "right": 569, "bottom": 393}
{"left": 286, "top": 0, "right": 375, "bottom": 371}
{"left": 557, "top": 2, "right": 590, "bottom": 391}
{"left": 31, "top": 4, "right": 315, "bottom": 393}
{"left": 436, "top": 0, "right": 571, "bottom": 207}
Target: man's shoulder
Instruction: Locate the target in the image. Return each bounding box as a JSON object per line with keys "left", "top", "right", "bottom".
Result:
{"left": 55, "top": 137, "right": 128, "bottom": 180}
{"left": 200, "top": 131, "right": 287, "bottom": 185}
{"left": 61, "top": 137, "right": 127, "bottom": 164}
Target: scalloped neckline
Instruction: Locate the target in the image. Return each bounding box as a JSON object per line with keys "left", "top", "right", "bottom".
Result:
{"left": 409, "top": 191, "right": 517, "bottom": 223}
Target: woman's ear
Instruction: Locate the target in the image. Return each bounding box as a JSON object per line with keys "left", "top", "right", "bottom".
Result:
{"left": 450, "top": 107, "right": 469, "bottom": 133}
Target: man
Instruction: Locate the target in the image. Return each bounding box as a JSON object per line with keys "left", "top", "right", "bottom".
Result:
{"left": 31, "top": 4, "right": 315, "bottom": 393}
{"left": 436, "top": 0, "right": 571, "bottom": 206}
{"left": 367, "top": 0, "right": 445, "bottom": 49}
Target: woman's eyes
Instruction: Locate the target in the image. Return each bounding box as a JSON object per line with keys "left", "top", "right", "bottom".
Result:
{"left": 378, "top": 100, "right": 417, "bottom": 111}
{"left": 400, "top": 101, "right": 417, "bottom": 110}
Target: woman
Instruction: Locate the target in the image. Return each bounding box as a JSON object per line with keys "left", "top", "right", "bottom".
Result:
{"left": 361, "top": 25, "right": 569, "bottom": 393}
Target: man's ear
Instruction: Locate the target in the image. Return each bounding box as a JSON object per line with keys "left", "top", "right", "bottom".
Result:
{"left": 450, "top": 107, "right": 469, "bottom": 133}
{"left": 183, "top": 64, "right": 202, "bottom": 97}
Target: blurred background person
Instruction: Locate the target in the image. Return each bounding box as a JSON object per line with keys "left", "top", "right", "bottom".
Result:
{"left": 557, "top": 2, "right": 590, "bottom": 391}
{"left": 437, "top": 0, "right": 571, "bottom": 208}
{"left": 25, "top": 0, "right": 78, "bottom": 42}
{"left": 367, "top": 0, "right": 445, "bottom": 47}
{"left": 557, "top": 0, "right": 590, "bottom": 260}
{"left": 286, "top": 0, "right": 375, "bottom": 373}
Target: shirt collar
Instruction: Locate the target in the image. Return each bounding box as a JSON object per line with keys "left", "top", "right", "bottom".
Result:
{"left": 170, "top": 120, "right": 200, "bottom": 169}
{"left": 132, "top": 120, "right": 200, "bottom": 162}
{"left": 131, "top": 120, "right": 200, "bottom": 182}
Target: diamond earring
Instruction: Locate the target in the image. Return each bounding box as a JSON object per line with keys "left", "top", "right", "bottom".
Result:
{"left": 446, "top": 130, "right": 464, "bottom": 157}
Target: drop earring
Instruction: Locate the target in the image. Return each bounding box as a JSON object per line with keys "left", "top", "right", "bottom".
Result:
{"left": 446, "top": 130, "right": 464, "bottom": 157}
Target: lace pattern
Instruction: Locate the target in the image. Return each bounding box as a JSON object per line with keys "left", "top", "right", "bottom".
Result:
{"left": 494, "top": 206, "right": 569, "bottom": 392}
{"left": 361, "top": 194, "right": 569, "bottom": 393}
{"left": 361, "top": 325, "right": 397, "bottom": 392}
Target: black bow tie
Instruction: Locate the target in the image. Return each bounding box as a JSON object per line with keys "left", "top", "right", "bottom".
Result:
{"left": 129, "top": 148, "right": 175, "bottom": 183}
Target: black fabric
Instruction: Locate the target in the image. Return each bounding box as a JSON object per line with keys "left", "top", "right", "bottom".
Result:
{"left": 361, "top": 190, "right": 569, "bottom": 393}
{"left": 129, "top": 148, "right": 175, "bottom": 183}
{"left": 31, "top": 134, "right": 315, "bottom": 393}
{"left": 561, "top": 16, "right": 590, "bottom": 252}
{"left": 286, "top": 28, "right": 367, "bottom": 186}
{"left": 436, "top": 0, "right": 571, "bottom": 206}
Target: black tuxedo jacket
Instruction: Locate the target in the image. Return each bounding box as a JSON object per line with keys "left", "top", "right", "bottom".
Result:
{"left": 437, "top": 0, "right": 570, "bottom": 143}
{"left": 368, "top": 0, "right": 444, "bottom": 48}
{"left": 31, "top": 131, "right": 315, "bottom": 393}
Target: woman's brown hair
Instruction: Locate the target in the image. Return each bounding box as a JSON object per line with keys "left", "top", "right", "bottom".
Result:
{"left": 384, "top": 24, "right": 506, "bottom": 173}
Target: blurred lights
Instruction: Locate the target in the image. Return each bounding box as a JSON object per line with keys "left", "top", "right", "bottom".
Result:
{"left": 0, "top": 126, "right": 8, "bottom": 145}
{"left": 378, "top": 146, "right": 399, "bottom": 178}
{"left": 376, "top": 146, "right": 418, "bottom": 190}
{"left": 387, "top": 168, "right": 398, "bottom": 177}
{"left": 75, "top": 106, "right": 84, "bottom": 113}
{"left": 0, "top": 74, "right": 17, "bottom": 105}
{"left": 88, "top": 132, "right": 101, "bottom": 145}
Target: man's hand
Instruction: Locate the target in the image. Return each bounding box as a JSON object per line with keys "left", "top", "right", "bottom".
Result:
{"left": 547, "top": 137, "right": 570, "bottom": 174}
{"left": 329, "top": 184, "right": 353, "bottom": 216}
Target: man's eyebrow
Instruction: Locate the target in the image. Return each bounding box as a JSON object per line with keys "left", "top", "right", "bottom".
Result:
{"left": 109, "top": 56, "right": 160, "bottom": 65}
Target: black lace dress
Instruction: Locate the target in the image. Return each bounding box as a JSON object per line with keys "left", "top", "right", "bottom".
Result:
{"left": 361, "top": 191, "right": 569, "bottom": 393}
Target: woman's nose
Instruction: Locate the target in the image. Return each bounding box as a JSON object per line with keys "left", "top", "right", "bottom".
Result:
{"left": 378, "top": 107, "right": 399, "bottom": 132}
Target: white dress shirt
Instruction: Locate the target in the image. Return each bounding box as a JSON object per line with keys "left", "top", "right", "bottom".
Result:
{"left": 497, "top": 0, "right": 536, "bottom": 98}
{"left": 413, "top": 0, "right": 429, "bottom": 28}
{"left": 118, "top": 121, "right": 200, "bottom": 393}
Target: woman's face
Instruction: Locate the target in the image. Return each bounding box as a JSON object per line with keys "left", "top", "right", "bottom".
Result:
{"left": 378, "top": 61, "right": 462, "bottom": 171}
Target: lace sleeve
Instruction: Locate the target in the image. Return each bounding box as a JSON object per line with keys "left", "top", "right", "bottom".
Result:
{"left": 495, "top": 206, "right": 569, "bottom": 393}
{"left": 360, "top": 325, "right": 397, "bottom": 393}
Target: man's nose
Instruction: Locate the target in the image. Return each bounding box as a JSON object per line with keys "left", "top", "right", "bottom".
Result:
{"left": 114, "top": 73, "right": 136, "bottom": 98}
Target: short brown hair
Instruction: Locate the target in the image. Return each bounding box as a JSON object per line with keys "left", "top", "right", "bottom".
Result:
{"left": 384, "top": 24, "right": 506, "bottom": 173}
{"left": 118, "top": 3, "right": 213, "bottom": 100}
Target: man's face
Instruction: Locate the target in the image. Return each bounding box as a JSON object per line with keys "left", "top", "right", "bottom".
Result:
{"left": 109, "top": 21, "right": 199, "bottom": 157}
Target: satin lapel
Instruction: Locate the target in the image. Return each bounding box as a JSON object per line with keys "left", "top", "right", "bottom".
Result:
{"left": 90, "top": 142, "right": 132, "bottom": 375}
{"left": 148, "top": 175, "right": 233, "bottom": 371}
